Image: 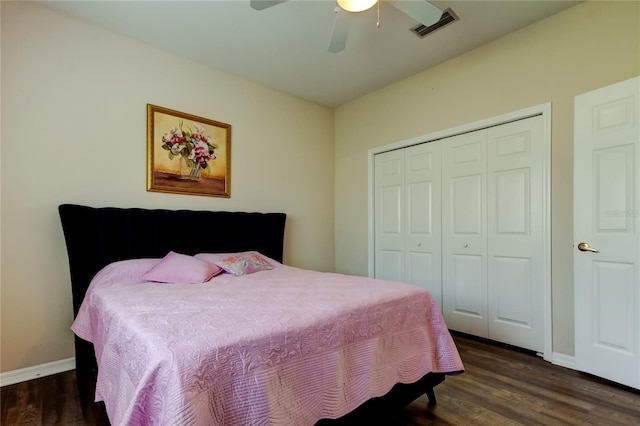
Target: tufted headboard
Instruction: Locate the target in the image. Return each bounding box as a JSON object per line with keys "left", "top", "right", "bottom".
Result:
{"left": 58, "top": 203, "right": 286, "bottom": 373}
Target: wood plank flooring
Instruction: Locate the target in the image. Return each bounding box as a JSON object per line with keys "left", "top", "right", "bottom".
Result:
{"left": 2, "top": 333, "right": 639, "bottom": 425}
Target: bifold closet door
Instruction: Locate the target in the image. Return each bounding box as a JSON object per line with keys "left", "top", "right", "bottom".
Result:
{"left": 374, "top": 149, "right": 405, "bottom": 282}
{"left": 404, "top": 143, "right": 442, "bottom": 304}
{"left": 487, "top": 116, "right": 544, "bottom": 352}
{"left": 442, "top": 117, "right": 544, "bottom": 351}
{"left": 442, "top": 130, "right": 489, "bottom": 337}
{"left": 374, "top": 143, "right": 442, "bottom": 306}
{"left": 375, "top": 115, "right": 545, "bottom": 351}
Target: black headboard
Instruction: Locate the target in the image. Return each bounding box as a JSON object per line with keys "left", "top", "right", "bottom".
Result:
{"left": 59, "top": 204, "right": 286, "bottom": 374}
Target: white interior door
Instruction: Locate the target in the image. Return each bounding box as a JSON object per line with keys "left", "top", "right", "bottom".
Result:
{"left": 404, "top": 143, "right": 442, "bottom": 305}
{"left": 487, "top": 116, "right": 544, "bottom": 352}
{"left": 442, "top": 130, "right": 489, "bottom": 337}
{"left": 574, "top": 76, "right": 640, "bottom": 389}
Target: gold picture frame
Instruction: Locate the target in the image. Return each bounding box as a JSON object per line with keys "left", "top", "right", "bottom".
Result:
{"left": 147, "top": 104, "right": 231, "bottom": 198}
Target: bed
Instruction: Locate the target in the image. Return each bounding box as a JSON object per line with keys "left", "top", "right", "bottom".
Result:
{"left": 59, "top": 204, "right": 463, "bottom": 425}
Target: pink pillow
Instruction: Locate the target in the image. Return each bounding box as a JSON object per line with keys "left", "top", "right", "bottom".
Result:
{"left": 142, "top": 251, "right": 222, "bottom": 283}
{"left": 214, "top": 252, "right": 274, "bottom": 276}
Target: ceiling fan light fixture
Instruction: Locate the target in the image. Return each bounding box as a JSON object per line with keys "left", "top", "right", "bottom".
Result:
{"left": 337, "top": 0, "right": 377, "bottom": 13}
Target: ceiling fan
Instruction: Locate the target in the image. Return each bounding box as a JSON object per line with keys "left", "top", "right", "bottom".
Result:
{"left": 249, "top": 0, "right": 443, "bottom": 53}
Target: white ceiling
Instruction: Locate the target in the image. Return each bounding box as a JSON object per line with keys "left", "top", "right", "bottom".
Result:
{"left": 41, "top": 0, "right": 581, "bottom": 107}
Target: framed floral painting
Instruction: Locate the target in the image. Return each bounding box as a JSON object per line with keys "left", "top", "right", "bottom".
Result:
{"left": 147, "top": 104, "right": 231, "bottom": 197}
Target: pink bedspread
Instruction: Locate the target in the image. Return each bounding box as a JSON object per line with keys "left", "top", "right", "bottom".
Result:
{"left": 72, "top": 259, "right": 463, "bottom": 425}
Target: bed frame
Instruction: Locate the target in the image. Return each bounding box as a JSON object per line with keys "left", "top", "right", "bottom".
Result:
{"left": 58, "top": 203, "right": 446, "bottom": 422}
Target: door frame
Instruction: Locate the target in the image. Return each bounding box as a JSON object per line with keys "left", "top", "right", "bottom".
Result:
{"left": 367, "top": 103, "right": 552, "bottom": 361}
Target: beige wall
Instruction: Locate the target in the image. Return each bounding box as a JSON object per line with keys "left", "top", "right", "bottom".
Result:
{"left": 0, "top": 2, "right": 334, "bottom": 372}
{"left": 334, "top": 1, "right": 640, "bottom": 356}
{"left": 2, "top": 1, "right": 639, "bottom": 375}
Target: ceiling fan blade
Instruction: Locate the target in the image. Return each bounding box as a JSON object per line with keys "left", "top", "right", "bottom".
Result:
{"left": 328, "top": 8, "right": 350, "bottom": 53}
{"left": 388, "top": 0, "right": 442, "bottom": 27}
{"left": 250, "top": 0, "right": 287, "bottom": 11}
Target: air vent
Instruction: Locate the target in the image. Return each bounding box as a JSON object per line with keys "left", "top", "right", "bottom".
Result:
{"left": 411, "top": 8, "right": 458, "bottom": 38}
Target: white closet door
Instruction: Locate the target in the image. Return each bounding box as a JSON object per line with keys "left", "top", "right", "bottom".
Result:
{"left": 404, "top": 143, "right": 442, "bottom": 305}
{"left": 487, "top": 116, "right": 544, "bottom": 352}
{"left": 374, "top": 149, "right": 405, "bottom": 282}
{"left": 442, "top": 130, "right": 488, "bottom": 337}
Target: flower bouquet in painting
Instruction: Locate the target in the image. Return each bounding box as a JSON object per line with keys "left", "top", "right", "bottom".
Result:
{"left": 147, "top": 103, "right": 231, "bottom": 198}
{"left": 161, "top": 122, "right": 219, "bottom": 181}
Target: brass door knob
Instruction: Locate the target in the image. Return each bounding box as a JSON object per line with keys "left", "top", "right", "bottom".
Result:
{"left": 577, "top": 242, "right": 599, "bottom": 253}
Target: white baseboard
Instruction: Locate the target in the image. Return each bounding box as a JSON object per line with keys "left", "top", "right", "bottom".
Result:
{"left": 0, "top": 352, "right": 579, "bottom": 387}
{"left": 551, "top": 352, "right": 577, "bottom": 370}
{"left": 0, "top": 357, "right": 76, "bottom": 387}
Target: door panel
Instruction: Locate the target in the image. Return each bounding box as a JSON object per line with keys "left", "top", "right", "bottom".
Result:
{"left": 451, "top": 254, "right": 484, "bottom": 317}
{"left": 593, "top": 261, "right": 635, "bottom": 351}
{"left": 494, "top": 256, "right": 532, "bottom": 326}
{"left": 407, "top": 181, "right": 431, "bottom": 234}
{"left": 442, "top": 130, "right": 488, "bottom": 336}
{"left": 378, "top": 250, "right": 403, "bottom": 282}
{"left": 494, "top": 169, "right": 528, "bottom": 234}
{"left": 374, "top": 143, "right": 442, "bottom": 305}
{"left": 452, "top": 175, "right": 483, "bottom": 234}
{"left": 407, "top": 251, "right": 434, "bottom": 296}
{"left": 375, "top": 150, "right": 404, "bottom": 282}
{"left": 594, "top": 145, "right": 634, "bottom": 232}
{"left": 405, "top": 143, "right": 442, "bottom": 305}
{"left": 574, "top": 76, "right": 640, "bottom": 389}
{"left": 487, "top": 116, "right": 544, "bottom": 351}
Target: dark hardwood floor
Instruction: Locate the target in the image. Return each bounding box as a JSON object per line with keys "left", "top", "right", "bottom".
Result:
{"left": 2, "top": 333, "right": 639, "bottom": 425}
